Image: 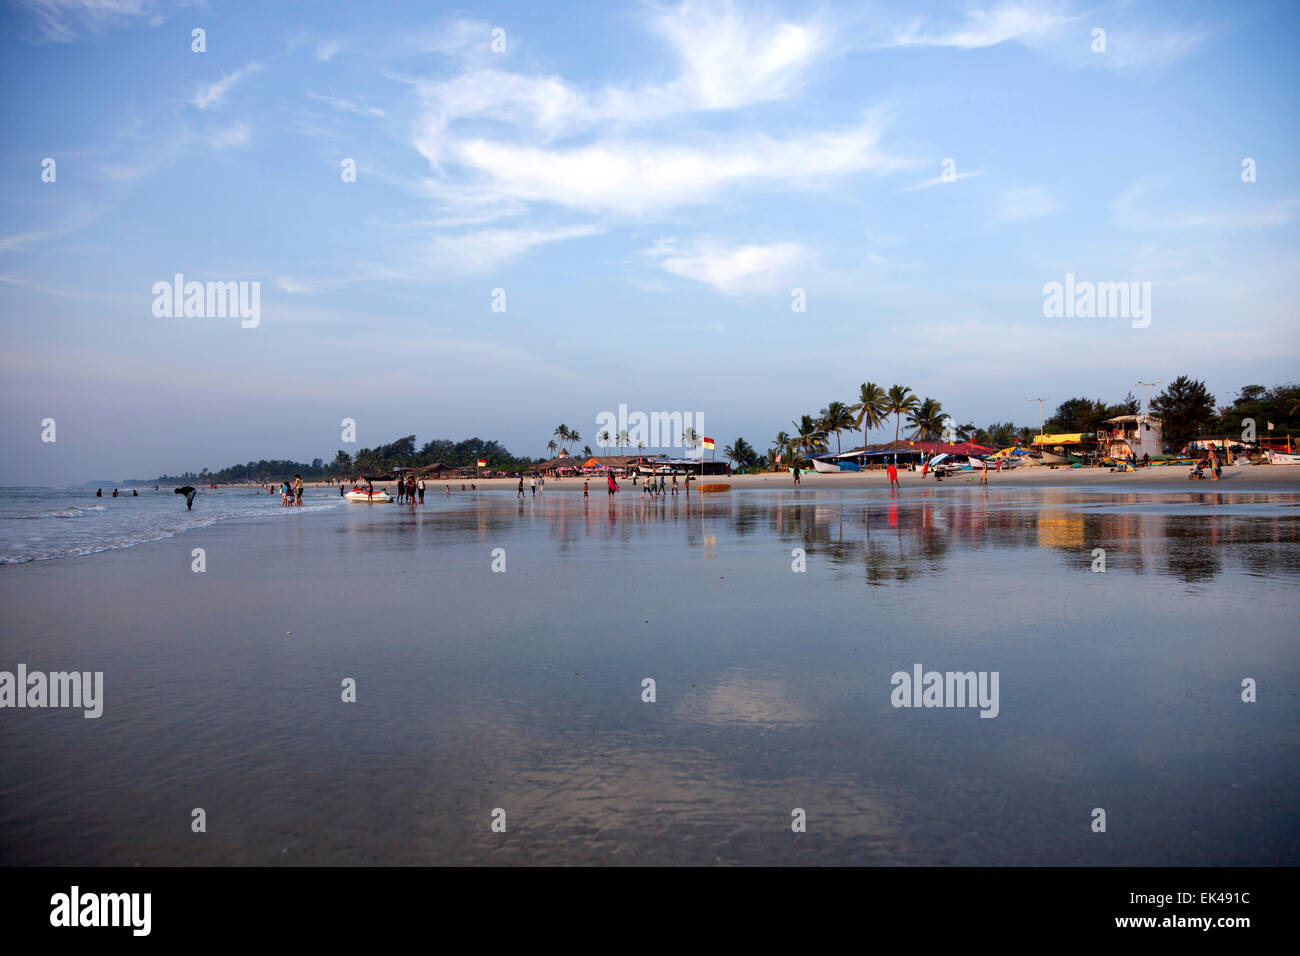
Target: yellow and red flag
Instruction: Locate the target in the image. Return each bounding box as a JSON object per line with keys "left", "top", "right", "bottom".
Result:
{"left": 702, "top": 437, "right": 715, "bottom": 450}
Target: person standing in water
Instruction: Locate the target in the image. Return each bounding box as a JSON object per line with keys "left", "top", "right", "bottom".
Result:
{"left": 96, "top": 489, "right": 102, "bottom": 497}
{"left": 175, "top": 486, "right": 197, "bottom": 509}
{"left": 417, "top": 477, "right": 426, "bottom": 503}
{"left": 607, "top": 473, "right": 619, "bottom": 497}
{"left": 887, "top": 462, "right": 899, "bottom": 490}
{"left": 792, "top": 466, "right": 801, "bottom": 486}
{"left": 293, "top": 474, "right": 303, "bottom": 506}
{"left": 517, "top": 477, "right": 525, "bottom": 499}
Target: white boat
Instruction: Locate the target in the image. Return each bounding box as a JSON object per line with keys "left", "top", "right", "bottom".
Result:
{"left": 345, "top": 488, "right": 393, "bottom": 503}
{"left": 1266, "top": 451, "right": 1300, "bottom": 465}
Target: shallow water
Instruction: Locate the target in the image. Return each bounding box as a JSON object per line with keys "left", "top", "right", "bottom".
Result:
{"left": 0, "top": 485, "right": 1296, "bottom": 865}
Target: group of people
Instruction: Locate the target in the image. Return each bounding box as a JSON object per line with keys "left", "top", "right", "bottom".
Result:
{"left": 278, "top": 475, "right": 304, "bottom": 506}
{"left": 393, "top": 476, "right": 426, "bottom": 504}
{"left": 638, "top": 472, "right": 682, "bottom": 498}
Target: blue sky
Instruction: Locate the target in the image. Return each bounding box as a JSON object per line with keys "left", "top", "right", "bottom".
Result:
{"left": 1, "top": 0, "right": 1297, "bottom": 483}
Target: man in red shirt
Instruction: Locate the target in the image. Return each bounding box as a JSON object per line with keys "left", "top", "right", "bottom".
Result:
{"left": 887, "top": 462, "right": 899, "bottom": 489}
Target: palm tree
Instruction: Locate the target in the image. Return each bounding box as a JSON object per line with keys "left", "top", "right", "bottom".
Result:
{"left": 568, "top": 429, "right": 581, "bottom": 450}
{"left": 771, "top": 430, "right": 792, "bottom": 469}
{"left": 853, "top": 381, "right": 889, "bottom": 450}
{"left": 583, "top": 445, "right": 593, "bottom": 458}
{"left": 617, "top": 429, "right": 630, "bottom": 455}
{"left": 546, "top": 439, "right": 558, "bottom": 457}
{"left": 554, "top": 424, "right": 571, "bottom": 453}
{"left": 598, "top": 429, "right": 612, "bottom": 453}
{"left": 683, "top": 427, "right": 700, "bottom": 458}
{"left": 724, "top": 437, "right": 756, "bottom": 469}
{"left": 886, "top": 384, "right": 920, "bottom": 442}
{"left": 818, "top": 400, "right": 857, "bottom": 454}
{"left": 792, "top": 415, "right": 827, "bottom": 460}
{"left": 905, "top": 397, "right": 945, "bottom": 440}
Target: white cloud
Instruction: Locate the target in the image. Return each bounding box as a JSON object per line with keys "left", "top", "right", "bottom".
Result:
{"left": 996, "top": 186, "right": 1056, "bottom": 220}
{"left": 904, "top": 169, "right": 983, "bottom": 190}
{"left": 429, "top": 121, "right": 906, "bottom": 218}
{"left": 888, "top": 1, "right": 1073, "bottom": 50}
{"left": 19, "top": 0, "right": 157, "bottom": 42}
{"left": 306, "top": 91, "right": 385, "bottom": 118}
{"left": 646, "top": 238, "right": 806, "bottom": 294}
{"left": 425, "top": 223, "right": 605, "bottom": 273}
{"left": 192, "top": 62, "right": 262, "bottom": 110}
{"left": 207, "top": 121, "right": 251, "bottom": 148}
{"left": 315, "top": 39, "right": 341, "bottom": 61}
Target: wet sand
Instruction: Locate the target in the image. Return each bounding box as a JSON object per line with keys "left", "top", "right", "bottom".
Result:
{"left": 2, "top": 479, "right": 1296, "bottom": 865}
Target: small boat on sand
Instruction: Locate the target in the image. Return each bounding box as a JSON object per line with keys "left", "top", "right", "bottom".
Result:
{"left": 345, "top": 488, "right": 393, "bottom": 503}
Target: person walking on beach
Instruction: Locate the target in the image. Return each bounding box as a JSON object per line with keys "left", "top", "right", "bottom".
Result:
{"left": 977, "top": 458, "right": 988, "bottom": 485}
{"left": 672, "top": 474, "right": 678, "bottom": 496}
{"left": 530, "top": 476, "right": 536, "bottom": 497}
{"left": 517, "top": 477, "right": 525, "bottom": 499}
{"left": 583, "top": 479, "right": 589, "bottom": 498}
{"left": 607, "top": 473, "right": 619, "bottom": 497}
{"left": 658, "top": 474, "right": 666, "bottom": 496}
{"left": 887, "top": 462, "right": 899, "bottom": 490}
{"left": 417, "top": 477, "right": 425, "bottom": 503}
{"left": 793, "top": 466, "right": 801, "bottom": 486}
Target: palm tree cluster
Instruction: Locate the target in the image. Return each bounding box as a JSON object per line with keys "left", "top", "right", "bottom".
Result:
{"left": 549, "top": 424, "right": 582, "bottom": 458}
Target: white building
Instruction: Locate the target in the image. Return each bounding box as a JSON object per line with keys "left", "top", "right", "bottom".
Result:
{"left": 1101, "top": 414, "right": 1164, "bottom": 459}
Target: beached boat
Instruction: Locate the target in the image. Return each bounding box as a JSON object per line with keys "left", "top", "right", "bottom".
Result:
{"left": 345, "top": 488, "right": 393, "bottom": 503}
{"left": 811, "top": 457, "right": 862, "bottom": 473}
{"left": 1266, "top": 451, "right": 1300, "bottom": 465}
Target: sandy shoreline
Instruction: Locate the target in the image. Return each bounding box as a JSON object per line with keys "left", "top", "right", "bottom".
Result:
{"left": 297, "top": 465, "right": 1300, "bottom": 494}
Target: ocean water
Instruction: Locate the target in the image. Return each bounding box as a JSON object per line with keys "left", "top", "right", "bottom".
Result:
{"left": 0, "top": 484, "right": 1296, "bottom": 865}
{"left": 0, "top": 486, "right": 344, "bottom": 564}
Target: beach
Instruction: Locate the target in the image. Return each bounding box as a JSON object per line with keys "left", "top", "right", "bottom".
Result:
{"left": 1, "top": 473, "right": 1297, "bottom": 865}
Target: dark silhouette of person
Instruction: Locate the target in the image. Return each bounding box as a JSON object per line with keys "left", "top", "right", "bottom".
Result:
{"left": 96, "top": 489, "right": 102, "bottom": 497}
{"left": 175, "top": 486, "right": 197, "bottom": 509}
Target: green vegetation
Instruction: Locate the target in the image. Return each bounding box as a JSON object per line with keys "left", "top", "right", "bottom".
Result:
{"left": 151, "top": 436, "right": 539, "bottom": 484}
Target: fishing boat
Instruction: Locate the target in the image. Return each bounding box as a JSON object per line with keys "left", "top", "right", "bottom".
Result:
{"left": 345, "top": 487, "right": 393, "bottom": 503}
{"left": 1266, "top": 451, "right": 1300, "bottom": 465}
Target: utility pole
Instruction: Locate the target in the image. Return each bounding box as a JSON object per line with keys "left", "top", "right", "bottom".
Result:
{"left": 1132, "top": 381, "right": 1160, "bottom": 417}
{"left": 1028, "top": 398, "right": 1044, "bottom": 436}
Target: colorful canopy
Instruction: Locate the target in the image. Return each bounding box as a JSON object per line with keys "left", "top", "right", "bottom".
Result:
{"left": 1032, "top": 433, "right": 1089, "bottom": 445}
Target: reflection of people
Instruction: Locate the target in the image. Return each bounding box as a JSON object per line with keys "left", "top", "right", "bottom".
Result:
{"left": 174, "top": 486, "right": 197, "bottom": 509}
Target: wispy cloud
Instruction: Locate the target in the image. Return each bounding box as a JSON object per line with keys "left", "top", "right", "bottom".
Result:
{"left": 425, "top": 223, "right": 606, "bottom": 274}
{"left": 886, "top": 1, "right": 1073, "bottom": 50}
{"left": 193, "top": 62, "right": 262, "bottom": 110}
{"left": 306, "top": 91, "right": 385, "bottom": 118}
{"left": 315, "top": 39, "right": 341, "bottom": 62}
{"left": 904, "top": 169, "right": 983, "bottom": 190}
{"left": 18, "top": 0, "right": 160, "bottom": 42}
{"left": 996, "top": 186, "right": 1056, "bottom": 220}
{"left": 206, "top": 121, "right": 251, "bottom": 148}
{"left": 645, "top": 237, "right": 806, "bottom": 294}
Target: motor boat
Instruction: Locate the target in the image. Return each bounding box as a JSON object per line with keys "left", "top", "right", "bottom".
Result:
{"left": 345, "top": 487, "right": 393, "bottom": 503}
